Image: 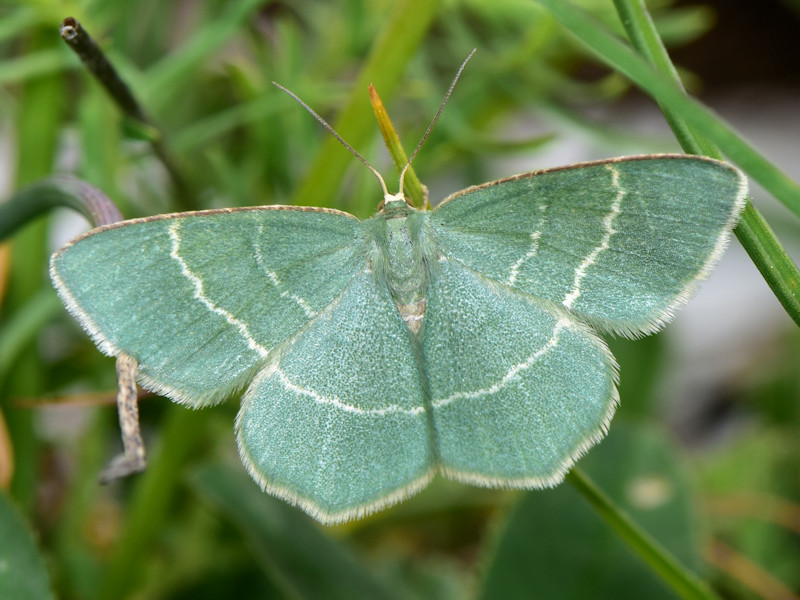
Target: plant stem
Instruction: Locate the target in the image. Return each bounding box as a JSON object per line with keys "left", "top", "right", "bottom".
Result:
{"left": 96, "top": 406, "right": 209, "bottom": 600}
{"left": 60, "top": 17, "right": 192, "bottom": 210}
{"left": 568, "top": 468, "right": 721, "bottom": 600}
{"left": 610, "top": 0, "right": 709, "bottom": 157}
{"left": 60, "top": 17, "right": 146, "bottom": 122}
{"left": 734, "top": 203, "right": 800, "bottom": 323}
{"left": 369, "top": 84, "right": 428, "bottom": 208}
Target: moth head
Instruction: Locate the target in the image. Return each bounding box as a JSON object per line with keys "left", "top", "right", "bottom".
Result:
{"left": 273, "top": 49, "right": 475, "bottom": 213}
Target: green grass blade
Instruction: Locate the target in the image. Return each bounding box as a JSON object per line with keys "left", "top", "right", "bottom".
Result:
{"left": 370, "top": 84, "right": 427, "bottom": 208}
{"left": 567, "top": 469, "right": 721, "bottom": 600}
{"left": 610, "top": 0, "right": 711, "bottom": 156}
{"left": 78, "top": 86, "right": 124, "bottom": 207}
{"left": 0, "top": 177, "right": 123, "bottom": 242}
{"left": 0, "top": 7, "right": 41, "bottom": 44}
{"left": 0, "top": 49, "right": 73, "bottom": 85}
{"left": 171, "top": 96, "right": 284, "bottom": 153}
{"left": 480, "top": 426, "right": 700, "bottom": 599}
{"left": 608, "top": 0, "right": 800, "bottom": 327}
{"left": 536, "top": 0, "right": 800, "bottom": 220}
{"left": 142, "top": 0, "right": 265, "bottom": 114}
{"left": 537, "top": 0, "right": 800, "bottom": 327}
{"left": 291, "top": 0, "right": 442, "bottom": 214}
{"left": 735, "top": 203, "right": 800, "bottom": 323}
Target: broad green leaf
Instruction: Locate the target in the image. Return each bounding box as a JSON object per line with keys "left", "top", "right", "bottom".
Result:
{"left": 478, "top": 425, "right": 700, "bottom": 599}
{"left": 0, "top": 491, "right": 54, "bottom": 600}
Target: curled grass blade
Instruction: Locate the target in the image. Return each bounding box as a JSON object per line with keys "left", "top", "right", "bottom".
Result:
{"left": 0, "top": 177, "right": 123, "bottom": 241}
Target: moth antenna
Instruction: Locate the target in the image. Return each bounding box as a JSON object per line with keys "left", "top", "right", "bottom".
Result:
{"left": 273, "top": 81, "right": 391, "bottom": 199}
{"left": 398, "top": 49, "right": 476, "bottom": 194}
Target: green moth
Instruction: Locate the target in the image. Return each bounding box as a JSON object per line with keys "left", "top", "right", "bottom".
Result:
{"left": 50, "top": 151, "right": 747, "bottom": 523}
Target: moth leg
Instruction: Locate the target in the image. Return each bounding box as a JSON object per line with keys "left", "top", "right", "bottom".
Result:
{"left": 99, "top": 353, "right": 146, "bottom": 483}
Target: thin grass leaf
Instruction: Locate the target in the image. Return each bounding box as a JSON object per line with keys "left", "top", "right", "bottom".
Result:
{"left": 0, "top": 49, "right": 73, "bottom": 85}
{"left": 78, "top": 87, "right": 123, "bottom": 198}
{"left": 734, "top": 203, "right": 800, "bottom": 326}
{"left": 480, "top": 426, "right": 702, "bottom": 599}
{"left": 142, "top": 0, "right": 266, "bottom": 114}
{"left": 171, "top": 96, "right": 284, "bottom": 153}
{"left": 536, "top": 0, "right": 800, "bottom": 220}
{"left": 608, "top": 0, "right": 800, "bottom": 327}
{"left": 0, "top": 7, "right": 41, "bottom": 44}
{"left": 649, "top": 6, "right": 715, "bottom": 47}
{"left": 611, "top": 0, "right": 711, "bottom": 156}
{"left": 537, "top": 0, "right": 800, "bottom": 327}
{"left": 370, "top": 83, "right": 427, "bottom": 208}
{"left": 567, "top": 469, "right": 720, "bottom": 600}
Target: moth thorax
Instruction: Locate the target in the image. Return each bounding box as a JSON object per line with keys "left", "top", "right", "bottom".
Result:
{"left": 381, "top": 213, "right": 428, "bottom": 333}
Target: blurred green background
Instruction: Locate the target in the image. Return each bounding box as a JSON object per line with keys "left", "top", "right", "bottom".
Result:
{"left": 0, "top": 0, "right": 798, "bottom": 598}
